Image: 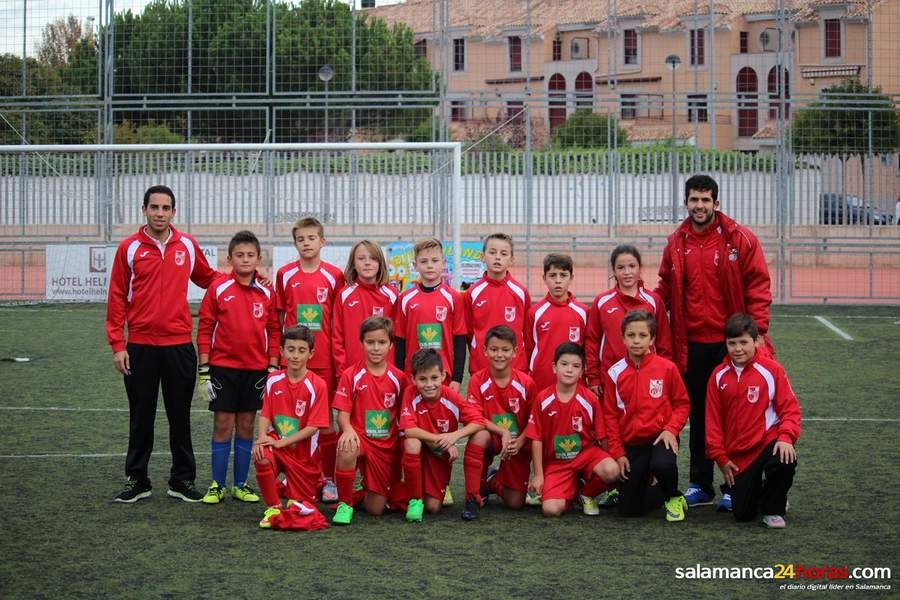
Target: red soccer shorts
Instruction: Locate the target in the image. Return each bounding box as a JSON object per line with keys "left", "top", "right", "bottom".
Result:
{"left": 542, "top": 445, "right": 612, "bottom": 502}
{"left": 257, "top": 445, "right": 321, "bottom": 505}
{"left": 357, "top": 437, "right": 399, "bottom": 498}
{"left": 422, "top": 450, "right": 453, "bottom": 501}
{"left": 486, "top": 433, "right": 531, "bottom": 493}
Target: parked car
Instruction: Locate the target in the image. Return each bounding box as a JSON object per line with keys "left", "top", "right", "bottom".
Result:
{"left": 819, "top": 193, "right": 895, "bottom": 225}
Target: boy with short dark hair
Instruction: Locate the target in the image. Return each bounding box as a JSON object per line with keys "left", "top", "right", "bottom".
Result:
{"left": 464, "top": 325, "right": 536, "bottom": 518}
{"left": 275, "top": 216, "right": 345, "bottom": 502}
{"left": 526, "top": 343, "right": 619, "bottom": 517}
{"left": 395, "top": 237, "right": 467, "bottom": 391}
{"left": 603, "top": 310, "right": 690, "bottom": 522}
{"left": 465, "top": 233, "right": 531, "bottom": 375}
{"left": 197, "top": 230, "right": 280, "bottom": 504}
{"left": 253, "top": 325, "right": 331, "bottom": 529}
{"left": 331, "top": 316, "right": 408, "bottom": 525}
{"left": 706, "top": 313, "right": 801, "bottom": 528}
{"left": 398, "top": 349, "right": 486, "bottom": 522}
{"left": 525, "top": 253, "right": 588, "bottom": 391}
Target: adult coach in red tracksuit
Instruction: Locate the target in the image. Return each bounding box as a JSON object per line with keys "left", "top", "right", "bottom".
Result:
{"left": 656, "top": 174, "right": 773, "bottom": 508}
{"left": 106, "top": 185, "right": 219, "bottom": 503}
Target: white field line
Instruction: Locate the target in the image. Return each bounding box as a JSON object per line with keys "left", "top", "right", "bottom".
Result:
{"left": 770, "top": 314, "right": 900, "bottom": 320}
{"left": 813, "top": 316, "right": 854, "bottom": 341}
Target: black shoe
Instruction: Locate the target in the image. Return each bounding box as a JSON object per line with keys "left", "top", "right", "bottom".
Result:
{"left": 462, "top": 495, "right": 481, "bottom": 521}
{"left": 167, "top": 480, "right": 203, "bottom": 503}
{"left": 114, "top": 478, "right": 152, "bottom": 503}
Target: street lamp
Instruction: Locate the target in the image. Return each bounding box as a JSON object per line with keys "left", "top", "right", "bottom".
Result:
{"left": 318, "top": 64, "right": 334, "bottom": 142}
{"left": 665, "top": 54, "right": 681, "bottom": 221}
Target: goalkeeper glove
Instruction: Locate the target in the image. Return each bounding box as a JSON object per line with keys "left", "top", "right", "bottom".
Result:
{"left": 198, "top": 364, "right": 216, "bottom": 403}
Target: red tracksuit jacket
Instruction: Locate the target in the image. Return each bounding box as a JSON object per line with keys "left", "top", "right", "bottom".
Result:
{"left": 106, "top": 225, "right": 218, "bottom": 352}
{"left": 525, "top": 293, "right": 588, "bottom": 391}
{"left": 705, "top": 354, "right": 802, "bottom": 472}
{"left": 332, "top": 280, "right": 398, "bottom": 375}
{"left": 465, "top": 273, "right": 531, "bottom": 374}
{"left": 603, "top": 353, "right": 690, "bottom": 459}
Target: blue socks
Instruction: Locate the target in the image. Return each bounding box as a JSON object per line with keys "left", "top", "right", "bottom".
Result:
{"left": 233, "top": 436, "right": 253, "bottom": 488}
{"left": 211, "top": 439, "right": 232, "bottom": 487}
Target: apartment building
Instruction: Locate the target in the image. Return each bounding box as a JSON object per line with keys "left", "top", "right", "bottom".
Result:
{"left": 368, "top": 0, "right": 900, "bottom": 150}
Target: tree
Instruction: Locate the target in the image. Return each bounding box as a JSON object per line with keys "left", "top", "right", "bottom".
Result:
{"left": 551, "top": 109, "right": 628, "bottom": 149}
{"left": 36, "top": 15, "right": 84, "bottom": 68}
{"left": 790, "top": 79, "right": 900, "bottom": 154}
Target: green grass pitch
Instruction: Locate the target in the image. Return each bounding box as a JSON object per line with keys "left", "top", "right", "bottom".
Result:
{"left": 0, "top": 304, "right": 898, "bottom": 598}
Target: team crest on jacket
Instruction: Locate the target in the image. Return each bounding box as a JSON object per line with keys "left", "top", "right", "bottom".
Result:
{"left": 568, "top": 326, "right": 581, "bottom": 342}
{"left": 729, "top": 247, "right": 738, "bottom": 262}
{"left": 435, "top": 306, "right": 448, "bottom": 322}
{"left": 316, "top": 287, "right": 329, "bottom": 303}
{"left": 437, "top": 418, "right": 450, "bottom": 433}
{"left": 295, "top": 399, "right": 307, "bottom": 417}
{"left": 372, "top": 306, "right": 384, "bottom": 317}
{"left": 571, "top": 415, "right": 583, "bottom": 432}
{"left": 174, "top": 249, "right": 186, "bottom": 266}
{"left": 649, "top": 379, "right": 664, "bottom": 399}
{"left": 509, "top": 397, "right": 520, "bottom": 413}
{"left": 504, "top": 306, "right": 516, "bottom": 322}
{"left": 252, "top": 302, "right": 264, "bottom": 319}
{"left": 747, "top": 386, "right": 760, "bottom": 403}
{"left": 383, "top": 392, "right": 396, "bottom": 408}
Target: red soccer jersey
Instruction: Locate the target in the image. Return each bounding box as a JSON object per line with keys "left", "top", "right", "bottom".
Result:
{"left": 465, "top": 274, "right": 531, "bottom": 374}
{"left": 399, "top": 385, "right": 485, "bottom": 434}
{"left": 332, "top": 280, "right": 398, "bottom": 375}
{"left": 197, "top": 274, "right": 280, "bottom": 370}
{"left": 466, "top": 368, "right": 535, "bottom": 438}
{"left": 706, "top": 355, "right": 802, "bottom": 472}
{"left": 261, "top": 370, "right": 331, "bottom": 459}
{"left": 602, "top": 353, "right": 689, "bottom": 459}
{"left": 275, "top": 260, "right": 344, "bottom": 374}
{"left": 584, "top": 284, "right": 673, "bottom": 388}
{"left": 525, "top": 293, "right": 589, "bottom": 391}
{"left": 106, "top": 225, "right": 218, "bottom": 352}
{"left": 396, "top": 284, "right": 467, "bottom": 374}
{"left": 525, "top": 384, "right": 605, "bottom": 464}
{"left": 333, "top": 362, "right": 408, "bottom": 451}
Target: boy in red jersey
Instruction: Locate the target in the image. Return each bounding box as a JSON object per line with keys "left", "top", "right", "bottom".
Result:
{"left": 706, "top": 313, "right": 800, "bottom": 528}
{"left": 603, "top": 310, "right": 690, "bottom": 522}
{"left": 197, "top": 231, "right": 281, "bottom": 505}
{"left": 398, "top": 349, "right": 485, "bottom": 522}
{"left": 525, "top": 253, "right": 588, "bottom": 391}
{"left": 331, "top": 316, "right": 408, "bottom": 525}
{"left": 333, "top": 240, "right": 398, "bottom": 375}
{"left": 526, "top": 343, "right": 619, "bottom": 517}
{"left": 395, "top": 237, "right": 467, "bottom": 391}
{"left": 465, "top": 233, "right": 531, "bottom": 375}
{"left": 275, "top": 217, "right": 345, "bottom": 501}
{"left": 465, "top": 326, "right": 536, "bottom": 519}
{"left": 253, "top": 326, "right": 331, "bottom": 529}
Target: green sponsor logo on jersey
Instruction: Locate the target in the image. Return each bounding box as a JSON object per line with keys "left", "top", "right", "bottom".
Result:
{"left": 553, "top": 434, "right": 581, "bottom": 460}
{"left": 296, "top": 304, "right": 323, "bottom": 331}
{"left": 365, "top": 410, "right": 391, "bottom": 439}
{"left": 491, "top": 413, "right": 519, "bottom": 436}
{"left": 417, "top": 323, "right": 442, "bottom": 350}
{"left": 274, "top": 415, "right": 299, "bottom": 439}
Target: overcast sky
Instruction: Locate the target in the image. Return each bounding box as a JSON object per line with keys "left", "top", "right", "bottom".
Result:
{"left": 0, "top": 0, "right": 399, "bottom": 58}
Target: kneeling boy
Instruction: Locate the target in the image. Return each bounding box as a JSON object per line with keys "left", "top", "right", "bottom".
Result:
{"left": 706, "top": 313, "right": 801, "bottom": 528}
{"left": 526, "top": 342, "right": 619, "bottom": 517}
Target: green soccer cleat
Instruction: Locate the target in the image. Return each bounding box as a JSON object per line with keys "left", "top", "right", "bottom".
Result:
{"left": 406, "top": 498, "right": 424, "bottom": 523}
{"left": 232, "top": 484, "right": 260, "bottom": 503}
{"left": 332, "top": 502, "right": 354, "bottom": 525}
{"left": 525, "top": 490, "right": 542, "bottom": 506}
{"left": 201, "top": 481, "right": 226, "bottom": 504}
{"left": 258, "top": 506, "right": 281, "bottom": 529}
{"left": 579, "top": 494, "right": 600, "bottom": 516}
{"left": 664, "top": 495, "right": 688, "bottom": 522}
{"left": 442, "top": 488, "right": 454, "bottom": 507}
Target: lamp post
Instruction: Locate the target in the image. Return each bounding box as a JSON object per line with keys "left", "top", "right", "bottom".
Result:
{"left": 318, "top": 64, "right": 334, "bottom": 221}
{"left": 665, "top": 54, "right": 681, "bottom": 221}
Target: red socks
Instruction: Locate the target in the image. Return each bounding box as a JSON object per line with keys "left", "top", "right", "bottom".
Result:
{"left": 254, "top": 459, "right": 282, "bottom": 507}
{"left": 463, "top": 443, "right": 485, "bottom": 501}
{"left": 319, "top": 431, "right": 338, "bottom": 481}
{"left": 581, "top": 475, "right": 608, "bottom": 498}
{"left": 335, "top": 468, "right": 356, "bottom": 506}
{"left": 402, "top": 452, "right": 422, "bottom": 498}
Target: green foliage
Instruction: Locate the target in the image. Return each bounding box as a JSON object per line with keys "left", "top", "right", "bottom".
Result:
{"left": 550, "top": 109, "right": 629, "bottom": 149}
{"left": 405, "top": 119, "right": 436, "bottom": 143}
{"left": 789, "top": 79, "right": 900, "bottom": 154}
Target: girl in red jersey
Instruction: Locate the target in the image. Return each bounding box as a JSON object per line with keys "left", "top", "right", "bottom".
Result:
{"left": 585, "top": 245, "right": 672, "bottom": 398}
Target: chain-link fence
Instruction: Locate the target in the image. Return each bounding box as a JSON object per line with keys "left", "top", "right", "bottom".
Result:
{"left": 1, "top": 0, "right": 898, "bottom": 302}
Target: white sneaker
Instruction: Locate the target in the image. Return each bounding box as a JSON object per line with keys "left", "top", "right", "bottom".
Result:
{"left": 580, "top": 494, "right": 600, "bottom": 516}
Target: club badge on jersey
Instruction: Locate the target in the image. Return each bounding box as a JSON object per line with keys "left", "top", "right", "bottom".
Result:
{"left": 372, "top": 306, "right": 384, "bottom": 317}
{"left": 747, "top": 386, "right": 760, "bottom": 403}
{"left": 435, "top": 306, "right": 447, "bottom": 322}
{"left": 504, "top": 306, "right": 516, "bottom": 322}
{"left": 649, "top": 379, "right": 663, "bottom": 399}
{"left": 295, "top": 399, "right": 307, "bottom": 417}
{"left": 509, "top": 396, "right": 520, "bottom": 414}
{"left": 175, "top": 250, "right": 186, "bottom": 266}
{"left": 437, "top": 418, "right": 450, "bottom": 433}
{"left": 383, "top": 393, "right": 396, "bottom": 408}
{"left": 571, "top": 415, "right": 583, "bottom": 432}
{"left": 317, "top": 287, "right": 329, "bottom": 303}
{"left": 253, "top": 302, "right": 264, "bottom": 319}
{"left": 568, "top": 326, "right": 581, "bottom": 342}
